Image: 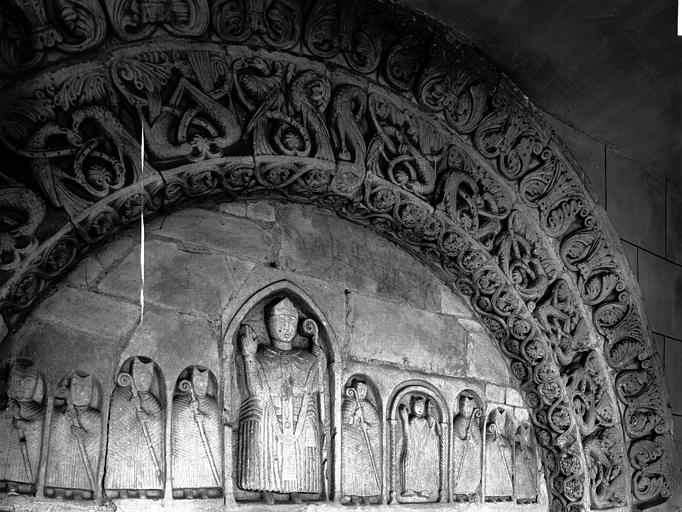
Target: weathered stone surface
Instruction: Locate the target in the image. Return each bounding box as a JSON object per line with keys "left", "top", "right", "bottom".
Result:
{"left": 348, "top": 292, "right": 466, "bottom": 377}
{"left": 29, "top": 287, "right": 140, "bottom": 340}
{"left": 440, "top": 285, "right": 473, "bottom": 318}
{"left": 246, "top": 202, "right": 277, "bottom": 223}
{"left": 218, "top": 201, "right": 247, "bottom": 218}
{"left": 506, "top": 388, "right": 524, "bottom": 408}
{"left": 652, "top": 333, "right": 665, "bottom": 364}
{"left": 93, "top": 233, "right": 138, "bottom": 271}
{"left": 159, "top": 208, "right": 276, "bottom": 264}
{"left": 0, "top": 314, "right": 7, "bottom": 343}
{"left": 467, "top": 332, "right": 510, "bottom": 385}
{"left": 621, "top": 239, "right": 638, "bottom": 277}
{"left": 639, "top": 251, "right": 682, "bottom": 339}
{"left": 665, "top": 338, "right": 682, "bottom": 415}
{"left": 98, "top": 239, "right": 254, "bottom": 318}
{"left": 121, "top": 310, "right": 219, "bottom": 386}
{"left": 65, "top": 256, "right": 105, "bottom": 288}
{"left": 667, "top": 180, "right": 682, "bottom": 266}
{"left": 606, "top": 150, "right": 666, "bottom": 255}
{"left": 486, "top": 384, "right": 506, "bottom": 404}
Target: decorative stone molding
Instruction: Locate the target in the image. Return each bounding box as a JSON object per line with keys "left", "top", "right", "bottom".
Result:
{"left": 0, "top": 0, "right": 674, "bottom": 509}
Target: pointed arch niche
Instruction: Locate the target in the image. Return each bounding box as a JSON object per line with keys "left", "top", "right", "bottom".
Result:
{"left": 0, "top": 0, "right": 675, "bottom": 510}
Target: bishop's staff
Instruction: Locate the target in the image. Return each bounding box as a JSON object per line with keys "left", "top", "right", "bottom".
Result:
{"left": 116, "top": 372, "right": 162, "bottom": 481}
{"left": 302, "top": 318, "right": 329, "bottom": 500}
{"left": 9, "top": 400, "right": 33, "bottom": 483}
{"left": 178, "top": 378, "right": 221, "bottom": 487}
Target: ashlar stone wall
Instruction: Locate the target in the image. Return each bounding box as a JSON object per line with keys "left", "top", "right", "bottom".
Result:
{"left": 0, "top": 200, "right": 547, "bottom": 511}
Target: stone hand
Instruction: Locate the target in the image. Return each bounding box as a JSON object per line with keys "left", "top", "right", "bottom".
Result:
{"left": 399, "top": 404, "right": 408, "bottom": 421}
{"left": 12, "top": 417, "right": 28, "bottom": 431}
{"left": 240, "top": 324, "right": 258, "bottom": 356}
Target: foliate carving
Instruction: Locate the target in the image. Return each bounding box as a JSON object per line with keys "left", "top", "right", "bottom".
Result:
{"left": 105, "top": 356, "right": 165, "bottom": 499}
{"left": 0, "top": 0, "right": 106, "bottom": 75}
{"left": 383, "top": 23, "right": 426, "bottom": 92}
{"left": 484, "top": 407, "right": 513, "bottom": 502}
{"left": 105, "top": 0, "right": 209, "bottom": 41}
{"left": 305, "top": 0, "right": 383, "bottom": 73}
{"left": 212, "top": 0, "right": 301, "bottom": 49}
{"left": 341, "top": 377, "right": 381, "bottom": 505}
{"left": 514, "top": 423, "right": 539, "bottom": 504}
{"left": 171, "top": 365, "right": 222, "bottom": 499}
{"left": 389, "top": 386, "right": 446, "bottom": 504}
{"left": 0, "top": 359, "right": 45, "bottom": 495}
{"left": 451, "top": 390, "right": 483, "bottom": 502}
{"left": 44, "top": 371, "right": 102, "bottom": 500}
{"left": 236, "top": 297, "right": 329, "bottom": 504}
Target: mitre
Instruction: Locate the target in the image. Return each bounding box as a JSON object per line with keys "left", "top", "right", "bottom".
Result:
{"left": 268, "top": 297, "right": 298, "bottom": 318}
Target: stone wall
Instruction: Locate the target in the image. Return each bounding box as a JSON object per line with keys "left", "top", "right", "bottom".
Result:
{"left": 548, "top": 114, "right": 682, "bottom": 509}
{"left": 0, "top": 200, "right": 547, "bottom": 511}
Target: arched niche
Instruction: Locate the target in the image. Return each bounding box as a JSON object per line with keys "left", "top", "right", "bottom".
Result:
{"left": 451, "top": 388, "right": 485, "bottom": 502}
{"left": 222, "top": 280, "right": 337, "bottom": 504}
{"left": 515, "top": 421, "right": 540, "bottom": 505}
{"left": 386, "top": 380, "right": 449, "bottom": 504}
{"left": 484, "top": 406, "right": 515, "bottom": 502}
{"left": 0, "top": 0, "right": 675, "bottom": 508}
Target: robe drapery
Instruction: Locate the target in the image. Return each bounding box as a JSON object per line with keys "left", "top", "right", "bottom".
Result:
{"left": 238, "top": 347, "right": 323, "bottom": 494}
{"left": 104, "top": 387, "right": 164, "bottom": 493}
{"left": 45, "top": 406, "right": 101, "bottom": 496}
{"left": 0, "top": 400, "right": 43, "bottom": 493}
{"left": 485, "top": 434, "right": 513, "bottom": 498}
{"left": 341, "top": 396, "right": 381, "bottom": 497}
{"left": 514, "top": 443, "right": 538, "bottom": 501}
{"left": 171, "top": 393, "right": 222, "bottom": 492}
{"left": 451, "top": 415, "right": 482, "bottom": 497}
{"left": 401, "top": 416, "right": 439, "bottom": 497}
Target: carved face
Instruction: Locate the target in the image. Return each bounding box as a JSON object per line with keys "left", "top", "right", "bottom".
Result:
{"left": 355, "top": 381, "right": 367, "bottom": 400}
{"left": 412, "top": 398, "right": 425, "bottom": 417}
{"left": 267, "top": 313, "right": 297, "bottom": 343}
{"left": 71, "top": 375, "right": 93, "bottom": 407}
{"left": 132, "top": 363, "right": 153, "bottom": 392}
{"left": 459, "top": 393, "right": 475, "bottom": 418}
{"left": 9, "top": 368, "right": 37, "bottom": 401}
{"left": 192, "top": 369, "right": 209, "bottom": 397}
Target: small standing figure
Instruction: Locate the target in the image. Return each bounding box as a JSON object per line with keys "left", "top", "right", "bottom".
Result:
{"left": 105, "top": 356, "right": 165, "bottom": 499}
{"left": 451, "top": 391, "right": 482, "bottom": 501}
{"left": 484, "top": 407, "right": 513, "bottom": 501}
{"left": 45, "top": 371, "right": 102, "bottom": 500}
{"left": 341, "top": 379, "right": 381, "bottom": 505}
{"left": 514, "top": 423, "right": 538, "bottom": 504}
{"left": 237, "top": 297, "right": 329, "bottom": 504}
{"left": 171, "top": 365, "right": 222, "bottom": 499}
{"left": 400, "top": 396, "right": 439, "bottom": 500}
{"left": 0, "top": 359, "right": 44, "bottom": 495}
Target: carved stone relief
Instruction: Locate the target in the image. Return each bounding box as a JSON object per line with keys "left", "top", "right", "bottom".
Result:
{"left": 44, "top": 371, "right": 102, "bottom": 500}
{"left": 484, "top": 407, "right": 514, "bottom": 502}
{"left": 341, "top": 376, "right": 382, "bottom": 505}
{"left": 171, "top": 365, "right": 223, "bottom": 499}
{"left": 104, "top": 356, "right": 165, "bottom": 499}
{"left": 0, "top": 359, "right": 45, "bottom": 495}
{"left": 234, "top": 296, "right": 330, "bottom": 504}
{"left": 388, "top": 384, "right": 447, "bottom": 504}
{"left": 514, "top": 422, "right": 539, "bottom": 504}
{"left": 451, "top": 389, "right": 483, "bottom": 502}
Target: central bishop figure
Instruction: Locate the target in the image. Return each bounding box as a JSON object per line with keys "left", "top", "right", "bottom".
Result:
{"left": 237, "top": 298, "right": 328, "bottom": 505}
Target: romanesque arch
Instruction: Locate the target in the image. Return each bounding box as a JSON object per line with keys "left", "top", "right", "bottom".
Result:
{"left": 0, "top": 0, "right": 674, "bottom": 510}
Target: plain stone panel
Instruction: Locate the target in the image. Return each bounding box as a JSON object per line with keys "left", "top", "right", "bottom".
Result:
{"left": 486, "top": 383, "right": 506, "bottom": 404}
{"left": 606, "top": 150, "right": 665, "bottom": 255}
{"left": 12, "top": 319, "right": 123, "bottom": 389}
{"left": 246, "top": 201, "right": 277, "bottom": 222}
{"left": 65, "top": 256, "right": 105, "bottom": 288}
{"left": 348, "top": 292, "right": 466, "bottom": 377}
{"left": 93, "top": 232, "right": 138, "bottom": 270}
{"left": 159, "top": 207, "right": 276, "bottom": 264}
{"left": 29, "top": 287, "right": 140, "bottom": 340}
{"left": 121, "top": 310, "right": 219, "bottom": 389}
{"left": 98, "top": 238, "right": 254, "bottom": 318}
{"left": 506, "top": 388, "right": 524, "bottom": 407}
{"left": 639, "top": 251, "right": 682, "bottom": 339}
{"left": 620, "top": 239, "right": 638, "bottom": 277}
{"left": 652, "top": 333, "right": 665, "bottom": 366}
{"left": 467, "top": 331, "right": 510, "bottom": 385}
{"left": 667, "top": 180, "right": 682, "bottom": 266}
{"left": 440, "top": 285, "right": 473, "bottom": 318}
{"left": 548, "top": 115, "right": 606, "bottom": 206}
{"left": 665, "top": 338, "right": 682, "bottom": 415}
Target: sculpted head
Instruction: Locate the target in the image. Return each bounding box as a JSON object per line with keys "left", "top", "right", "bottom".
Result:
{"left": 192, "top": 367, "right": 209, "bottom": 397}
{"left": 9, "top": 360, "right": 38, "bottom": 401}
{"left": 412, "top": 396, "right": 426, "bottom": 417}
{"left": 132, "top": 357, "right": 154, "bottom": 392}
{"left": 70, "top": 372, "right": 93, "bottom": 407}
{"left": 266, "top": 298, "right": 298, "bottom": 347}
{"left": 353, "top": 380, "right": 368, "bottom": 400}
{"left": 458, "top": 391, "right": 476, "bottom": 418}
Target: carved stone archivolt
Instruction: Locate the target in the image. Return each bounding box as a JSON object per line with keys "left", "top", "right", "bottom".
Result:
{"left": 0, "top": 0, "right": 675, "bottom": 509}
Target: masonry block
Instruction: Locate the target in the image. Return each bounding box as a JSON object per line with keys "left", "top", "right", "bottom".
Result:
{"left": 639, "top": 251, "right": 682, "bottom": 339}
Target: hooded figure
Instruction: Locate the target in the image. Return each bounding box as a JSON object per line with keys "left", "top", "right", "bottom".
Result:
{"left": 400, "top": 396, "right": 440, "bottom": 500}
{"left": 484, "top": 407, "right": 513, "bottom": 501}
{"left": 0, "top": 359, "right": 44, "bottom": 495}
{"left": 451, "top": 391, "right": 482, "bottom": 501}
{"left": 45, "top": 372, "right": 101, "bottom": 499}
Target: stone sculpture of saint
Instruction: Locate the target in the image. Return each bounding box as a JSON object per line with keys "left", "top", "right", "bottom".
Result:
{"left": 451, "top": 391, "right": 482, "bottom": 501}
{"left": 0, "top": 359, "right": 44, "bottom": 495}
{"left": 484, "top": 407, "right": 513, "bottom": 501}
{"left": 171, "top": 365, "right": 222, "bottom": 499}
{"left": 400, "top": 396, "right": 439, "bottom": 500}
{"left": 105, "top": 356, "right": 165, "bottom": 499}
{"left": 237, "top": 297, "right": 328, "bottom": 504}
{"left": 341, "top": 380, "right": 381, "bottom": 504}
{"left": 45, "top": 371, "right": 102, "bottom": 500}
{"left": 514, "top": 424, "right": 538, "bottom": 503}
